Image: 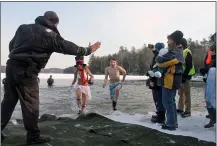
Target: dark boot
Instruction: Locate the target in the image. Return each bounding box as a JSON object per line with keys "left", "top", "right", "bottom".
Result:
{"left": 212, "top": 109, "right": 216, "bottom": 123}
{"left": 177, "top": 109, "right": 183, "bottom": 114}
{"left": 161, "top": 124, "right": 176, "bottom": 131}
{"left": 206, "top": 108, "right": 210, "bottom": 118}
{"left": 27, "top": 136, "right": 52, "bottom": 145}
{"left": 151, "top": 111, "right": 158, "bottom": 119}
{"left": 151, "top": 111, "right": 165, "bottom": 124}
{"left": 204, "top": 108, "right": 216, "bottom": 128}
{"left": 181, "top": 112, "right": 191, "bottom": 118}
{"left": 206, "top": 114, "right": 210, "bottom": 119}
{"left": 112, "top": 101, "right": 117, "bottom": 111}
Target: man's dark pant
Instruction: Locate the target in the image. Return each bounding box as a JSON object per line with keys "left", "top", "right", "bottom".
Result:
{"left": 152, "top": 88, "right": 165, "bottom": 112}
{"left": 1, "top": 63, "right": 40, "bottom": 140}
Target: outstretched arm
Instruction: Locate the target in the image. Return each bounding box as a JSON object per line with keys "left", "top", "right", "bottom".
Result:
{"left": 103, "top": 67, "right": 109, "bottom": 87}
{"left": 118, "top": 66, "right": 127, "bottom": 82}
{"left": 85, "top": 67, "right": 94, "bottom": 79}
{"left": 47, "top": 30, "right": 100, "bottom": 56}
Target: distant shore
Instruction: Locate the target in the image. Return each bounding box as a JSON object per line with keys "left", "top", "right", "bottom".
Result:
{"left": 1, "top": 73, "right": 204, "bottom": 82}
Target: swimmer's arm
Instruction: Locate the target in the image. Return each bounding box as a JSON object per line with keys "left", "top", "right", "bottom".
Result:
{"left": 71, "top": 68, "right": 77, "bottom": 86}
{"left": 103, "top": 67, "right": 109, "bottom": 86}
{"left": 118, "top": 66, "right": 127, "bottom": 82}
{"left": 85, "top": 67, "right": 94, "bottom": 79}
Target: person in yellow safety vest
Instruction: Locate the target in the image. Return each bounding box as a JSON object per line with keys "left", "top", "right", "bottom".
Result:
{"left": 177, "top": 38, "right": 196, "bottom": 118}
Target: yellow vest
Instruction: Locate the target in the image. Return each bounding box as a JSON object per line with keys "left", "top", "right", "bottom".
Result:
{"left": 183, "top": 48, "right": 196, "bottom": 75}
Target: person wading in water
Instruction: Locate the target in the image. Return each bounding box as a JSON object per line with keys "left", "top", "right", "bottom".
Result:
{"left": 103, "top": 58, "right": 126, "bottom": 111}
{"left": 71, "top": 56, "right": 94, "bottom": 115}
{"left": 47, "top": 75, "right": 54, "bottom": 86}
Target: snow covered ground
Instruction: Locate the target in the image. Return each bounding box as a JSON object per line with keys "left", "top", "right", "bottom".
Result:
{"left": 58, "top": 111, "right": 216, "bottom": 143}
{"left": 105, "top": 111, "right": 216, "bottom": 143}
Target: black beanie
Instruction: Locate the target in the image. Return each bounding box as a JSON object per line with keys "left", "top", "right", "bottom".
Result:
{"left": 180, "top": 38, "right": 187, "bottom": 49}
{"left": 44, "top": 11, "right": 59, "bottom": 24}
{"left": 167, "top": 30, "right": 183, "bottom": 45}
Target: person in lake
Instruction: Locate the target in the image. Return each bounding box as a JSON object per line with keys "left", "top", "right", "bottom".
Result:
{"left": 47, "top": 75, "right": 54, "bottom": 86}
{"left": 103, "top": 58, "right": 126, "bottom": 111}
{"left": 71, "top": 56, "right": 94, "bottom": 114}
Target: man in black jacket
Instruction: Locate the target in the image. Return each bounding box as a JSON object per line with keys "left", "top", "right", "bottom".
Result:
{"left": 1, "top": 11, "right": 101, "bottom": 145}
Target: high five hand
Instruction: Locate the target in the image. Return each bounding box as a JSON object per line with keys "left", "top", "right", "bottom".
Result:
{"left": 89, "top": 42, "right": 101, "bottom": 53}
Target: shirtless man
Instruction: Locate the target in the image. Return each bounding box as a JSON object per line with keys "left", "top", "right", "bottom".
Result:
{"left": 103, "top": 58, "right": 126, "bottom": 111}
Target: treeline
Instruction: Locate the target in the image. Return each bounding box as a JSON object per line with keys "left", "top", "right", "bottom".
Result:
{"left": 2, "top": 36, "right": 212, "bottom": 75}
{"left": 88, "top": 36, "right": 213, "bottom": 75}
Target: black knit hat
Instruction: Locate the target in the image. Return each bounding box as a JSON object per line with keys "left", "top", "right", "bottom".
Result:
{"left": 74, "top": 56, "right": 86, "bottom": 67}
{"left": 180, "top": 38, "right": 188, "bottom": 49}
{"left": 44, "top": 11, "right": 59, "bottom": 24}
{"left": 167, "top": 30, "right": 183, "bottom": 45}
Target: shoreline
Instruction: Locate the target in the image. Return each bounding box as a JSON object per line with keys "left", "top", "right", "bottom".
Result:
{"left": 6, "top": 111, "right": 216, "bottom": 143}
{"left": 2, "top": 113, "right": 215, "bottom": 146}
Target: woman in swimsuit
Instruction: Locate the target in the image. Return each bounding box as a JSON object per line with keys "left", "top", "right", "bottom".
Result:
{"left": 71, "top": 56, "right": 94, "bottom": 114}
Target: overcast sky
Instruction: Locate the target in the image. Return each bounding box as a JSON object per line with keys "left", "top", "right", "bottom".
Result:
{"left": 1, "top": 2, "right": 215, "bottom": 68}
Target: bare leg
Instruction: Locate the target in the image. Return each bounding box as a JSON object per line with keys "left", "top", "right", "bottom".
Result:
{"left": 114, "top": 85, "right": 121, "bottom": 102}
{"left": 112, "top": 85, "right": 121, "bottom": 111}
{"left": 81, "top": 93, "right": 88, "bottom": 112}
{"left": 76, "top": 88, "right": 82, "bottom": 113}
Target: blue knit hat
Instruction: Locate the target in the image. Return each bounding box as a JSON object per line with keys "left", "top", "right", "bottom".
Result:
{"left": 155, "top": 43, "right": 165, "bottom": 52}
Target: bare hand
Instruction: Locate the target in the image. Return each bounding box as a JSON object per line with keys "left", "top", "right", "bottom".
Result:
{"left": 150, "top": 82, "right": 154, "bottom": 87}
{"left": 89, "top": 42, "right": 101, "bottom": 53}
{"left": 68, "top": 85, "right": 73, "bottom": 92}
